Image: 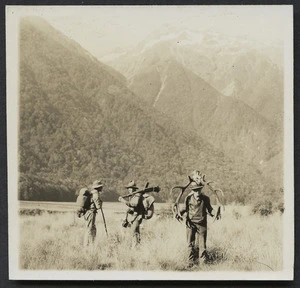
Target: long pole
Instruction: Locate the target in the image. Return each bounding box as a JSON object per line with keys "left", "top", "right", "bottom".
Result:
{"left": 120, "top": 184, "right": 158, "bottom": 199}
{"left": 99, "top": 207, "right": 108, "bottom": 237}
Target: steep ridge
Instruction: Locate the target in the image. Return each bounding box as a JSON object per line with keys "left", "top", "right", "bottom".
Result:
{"left": 106, "top": 28, "right": 283, "bottom": 186}
{"left": 128, "top": 58, "right": 282, "bottom": 182}
{"left": 107, "top": 27, "right": 283, "bottom": 124}
{"left": 19, "top": 17, "right": 280, "bottom": 204}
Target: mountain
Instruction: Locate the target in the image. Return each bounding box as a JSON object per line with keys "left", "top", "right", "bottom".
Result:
{"left": 105, "top": 27, "right": 283, "bottom": 186}
{"left": 18, "top": 17, "right": 281, "bottom": 205}
{"left": 106, "top": 27, "right": 283, "bottom": 124}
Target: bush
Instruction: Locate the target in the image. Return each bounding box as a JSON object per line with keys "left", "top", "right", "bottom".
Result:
{"left": 252, "top": 201, "right": 273, "bottom": 216}
{"left": 19, "top": 209, "right": 68, "bottom": 216}
{"left": 232, "top": 208, "right": 242, "bottom": 220}
{"left": 277, "top": 202, "right": 284, "bottom": 214}
{"left": 19, "top": 208, "right": 44, "bottom": 216}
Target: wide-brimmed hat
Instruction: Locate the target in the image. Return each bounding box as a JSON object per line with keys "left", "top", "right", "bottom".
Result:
{"left": 125, "top": 180, "right": 139, "bottom": 190}
{"left": 92, "top": 180, "right": 103, "bottom": 189}
{"left": 190, "top": 182, "right": 204, "bottom": 191}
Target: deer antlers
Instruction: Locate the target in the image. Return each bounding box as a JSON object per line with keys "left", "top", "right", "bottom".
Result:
{"left": 170, "top": 171, "right": 225, "bottom": 223}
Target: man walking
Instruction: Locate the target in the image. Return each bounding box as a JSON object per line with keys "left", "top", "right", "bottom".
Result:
{"left": 181, "top": 181, "right": 215, "bottom": 267}
{"left": 76, "top": 180, "right": 104, "bottom": 246}
{"left": 119, "top": 181, "right": 156, "bottom": 247}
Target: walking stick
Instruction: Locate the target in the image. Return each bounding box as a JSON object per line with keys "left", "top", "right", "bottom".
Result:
{"left": 99, "top": 207, "right": 108, "bottom": 237}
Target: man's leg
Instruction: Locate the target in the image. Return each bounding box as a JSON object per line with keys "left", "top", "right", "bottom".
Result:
{"left": 196, "top": 224, "right": 208, "bottom": 263}
{"left": 132, "top": 216, "right": 142, "bottom": 247}
{"left": 186, "top": 224, "right": 196, "bottom": 266}
{"left": 84, "top": 210, "right": 97, "bottom": 246}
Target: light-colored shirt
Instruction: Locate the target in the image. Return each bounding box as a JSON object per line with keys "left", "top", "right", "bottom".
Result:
{"left": 89, "top": 189, "right": 102, "bottom": 211}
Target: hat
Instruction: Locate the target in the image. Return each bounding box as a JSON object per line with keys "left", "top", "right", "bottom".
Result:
{"left": 92, "top": 180, "right": 103, "bottom": 189}
{"left": 79, "top": 187, "right": 89, "bottom": 196}
{"left": 125, "top": 181, "right": 139, "bottom": 190}
{"left": 190, "top": 182, "right": 204, "bottom": 191}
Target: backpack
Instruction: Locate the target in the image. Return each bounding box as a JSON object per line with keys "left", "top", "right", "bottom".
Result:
{"left": 76, "top": 188, "right": 91, "bottom": 217}
{"left": 142, "top": 194, "right": 155, "bottom": 220}
{"left": 128, "top": 194, "right": 143, "bottom": 209}
{"left": 127, "top": 194, "right": 155, "bottom": 220}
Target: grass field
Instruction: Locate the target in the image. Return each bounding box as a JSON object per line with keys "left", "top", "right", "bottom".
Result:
{"left": 19, "top": 202, "right": 283, "bottom": 271}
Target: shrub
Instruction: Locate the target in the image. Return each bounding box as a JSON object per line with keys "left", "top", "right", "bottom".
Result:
{"left": 19, "top": 208, "right": 44, "bottom": 216}
{"left": 277, "top": 202, "right": 284, "bottom": 214}
{"left": 232, "top": 209, "right": 242, "bottom": 220}
{"left": 19, "top": 209, "right": 68, "bottom": 216}
{"left": 252, "top": 201, "right": 273, "bottom": 216}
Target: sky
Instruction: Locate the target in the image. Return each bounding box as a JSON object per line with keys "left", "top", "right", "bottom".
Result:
{"left": 8, "top": 5, "right": 292, "bottom": 58}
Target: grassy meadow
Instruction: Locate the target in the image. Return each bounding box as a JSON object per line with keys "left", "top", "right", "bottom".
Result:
{"left": 19, "top": 202, "right": 283, "bottom": 271}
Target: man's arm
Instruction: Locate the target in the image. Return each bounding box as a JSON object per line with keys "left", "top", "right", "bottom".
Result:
{"left": 92, "top": 191, "right": 103, "bottom": 210}
{"left": 118, "top": 196, "right": 130, "bottom": 206}
{"left": 206, "top": 196, "right": 214, "bottom": 217}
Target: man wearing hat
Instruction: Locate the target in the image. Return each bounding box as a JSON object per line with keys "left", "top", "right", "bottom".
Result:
{"left": 181, "top": 181, "right": 215, "bottom": 267}
{"left": 83, "top": 180, "right": 104, "bottom": 246}
{"left": 119, "top": 181, "right": 155, "bottom": 247}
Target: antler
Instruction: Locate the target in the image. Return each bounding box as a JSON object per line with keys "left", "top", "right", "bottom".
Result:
{"left": 170, "top": 171, "right": 225, "bottom": 223}
{"left": 198, "top": 171, "right": 224, "bottom": 209}
{"left": 205, "top": 181, "right": 225, "bottom": 223}
{"left": 206, "top": 183, "right": 225, "bottom": 209}
{"left": 170, "top": 171, "right": 205, "bottom": 222}
{"left": 170, "top": 176, "right": 193, "bottom": 223}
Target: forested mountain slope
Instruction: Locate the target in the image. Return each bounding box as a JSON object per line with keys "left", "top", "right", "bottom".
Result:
{"left": 18, "top": 17, "right": 281, "bottom": 204}
{"left": 107, "top": 27, "right": 283, "bottom": 188}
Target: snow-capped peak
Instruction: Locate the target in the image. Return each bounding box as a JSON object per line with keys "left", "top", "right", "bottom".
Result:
{"left": 140, "top": 29, "right": 205, "bottom": 53}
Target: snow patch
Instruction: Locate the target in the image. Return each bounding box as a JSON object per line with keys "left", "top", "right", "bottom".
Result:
{"left": 222, "top": 81, "right": 235, "bottom": 96}
{"left": 141, "top": 33, "right": 178, "bottom": 53}
{"left": 177, "top": 30, "right": 204, "bottom": 46}
{"left": 100, "top": 52, "right": 127, "bottom": 63}
{"left": 142, "top": 30, "right": 205, "bottom": 53}
{"left": 153, "top": 75, "right": 167, "bottom": 107}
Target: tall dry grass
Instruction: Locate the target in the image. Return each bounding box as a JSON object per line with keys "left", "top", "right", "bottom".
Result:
{"left": 19, "top": 205, "right": 283, "bottom": 271}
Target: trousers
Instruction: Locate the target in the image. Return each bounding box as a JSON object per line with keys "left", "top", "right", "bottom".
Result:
{"left": 186, "top": 221, "right": 207, "bottom": 264}
{"left": 84, "top": 210, "right": 97, "bottom": 246}
{"left": 131, "top": 215, "right": 143, "bottom": 247}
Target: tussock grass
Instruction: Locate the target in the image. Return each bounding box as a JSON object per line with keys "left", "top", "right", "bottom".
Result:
{"left": 19, "top": 206, "right": 283, "bottom": 271}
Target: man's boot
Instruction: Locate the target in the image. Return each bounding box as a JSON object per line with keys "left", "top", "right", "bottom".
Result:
{"left": 200, "top": 250, "right": 209, "bottom": 264}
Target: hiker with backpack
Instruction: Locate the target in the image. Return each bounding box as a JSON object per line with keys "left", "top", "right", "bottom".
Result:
{"left": 76, "top": 180, "right": 104, "bottom": 246}
{"left": 118, "top": 181, "right": 159, "bottom": 247}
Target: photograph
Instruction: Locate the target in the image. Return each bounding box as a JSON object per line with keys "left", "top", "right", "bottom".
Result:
{"left": 6, "top": 5, "right": 294, "bottom": 280}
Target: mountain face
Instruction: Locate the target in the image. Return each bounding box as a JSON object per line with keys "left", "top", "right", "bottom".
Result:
{"left": 18, "top": 17, "right": 280, "bottom": 204}
{"left": 105, "top": 27, "right": 283, "bottom": 186}
{"left": 106, "top": 27, "right": 283, "bottom": 124}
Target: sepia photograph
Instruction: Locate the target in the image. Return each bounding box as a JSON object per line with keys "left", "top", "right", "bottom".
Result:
{"left": 6, "top": 5, "right": 294, "bottom": 280}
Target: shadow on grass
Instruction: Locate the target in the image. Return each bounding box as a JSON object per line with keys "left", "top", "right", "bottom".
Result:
{"left": 206, "top": 247, "right": 227, "bottom": 265}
